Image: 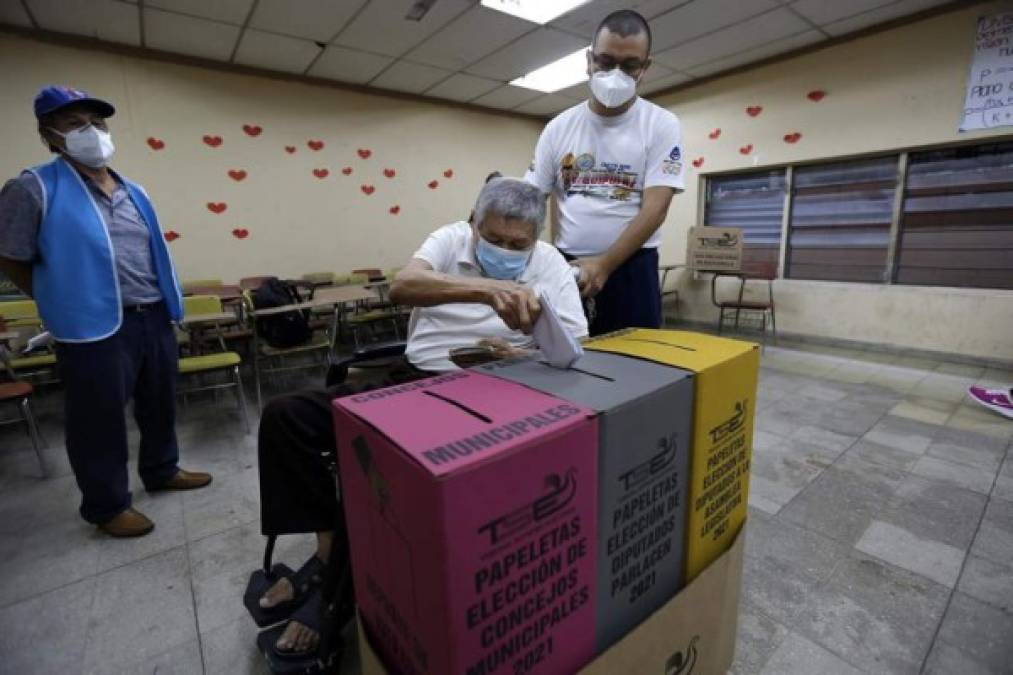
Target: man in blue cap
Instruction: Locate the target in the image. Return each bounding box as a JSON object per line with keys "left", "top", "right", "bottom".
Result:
{"left": 0, "top": 85, "right": 213, "bottom": 537}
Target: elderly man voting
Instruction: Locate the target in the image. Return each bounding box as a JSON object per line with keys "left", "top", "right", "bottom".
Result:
{"left": 248, "top": 177, "right": 587, "bottom": 669}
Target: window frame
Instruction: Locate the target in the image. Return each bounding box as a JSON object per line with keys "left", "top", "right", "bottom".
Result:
{"left": 699, "top": 134, "right": 1013, "bottom": 290}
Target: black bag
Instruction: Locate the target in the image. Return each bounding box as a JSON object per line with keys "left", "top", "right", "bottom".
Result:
{"left": 251, "top": 278, "right": 312, "bottom": 349}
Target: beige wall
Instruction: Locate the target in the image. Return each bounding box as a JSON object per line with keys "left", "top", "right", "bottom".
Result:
{"left": 3, "top": 6, "right": 1011, "bottom": 361}
{"left": 651, "top": 1, "right": 1013, "bottom": 361}
{"left": 0, "top": 31, "right": 541, "bottom": 282}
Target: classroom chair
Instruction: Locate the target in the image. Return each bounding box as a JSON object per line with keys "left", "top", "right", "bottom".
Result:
{"left": 240, "top": 276, "right": 273, "bottom": 291}
{"left": 0, "top": 300, "right": 59, "bottom": 384}
{"left": 0, "top": 346, "right": 47, "bottom": 477}
{"left": 301, "top": 272, "right": 335, "bottom": 287}
{"left": 710, "top": 263, "right": 777, "bottom": 342}
{"left": 242, "top": 291, "right": 331, "bottom": 409}
{"left": 178, "top": 295, "right": 251, "bottom": 434}
{"left": 182, "top": 279, "right": 225, "bottom": 295}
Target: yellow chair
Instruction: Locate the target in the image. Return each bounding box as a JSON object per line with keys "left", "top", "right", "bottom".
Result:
{"left": 0, "top": 300, "right": 58, "bottom": 383}
{"left": 182, "top": 279, "right": 224, "bottom": 294}
{"left": 178, "top": 295, "right": 250, "bottom": 433}
{"left": 0, "top": 299, "right": 43, "bottom": 329}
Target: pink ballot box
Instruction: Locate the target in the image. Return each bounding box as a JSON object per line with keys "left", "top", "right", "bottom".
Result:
{"left": 333, "top": 371, "right": 599, "bottom": 675}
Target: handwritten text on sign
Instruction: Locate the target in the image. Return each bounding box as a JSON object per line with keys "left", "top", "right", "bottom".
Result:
{"left": 961, "top": 12, "right": 1013, "bottom": 131}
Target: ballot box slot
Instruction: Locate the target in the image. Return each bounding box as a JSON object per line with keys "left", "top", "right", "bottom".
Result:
{"left": 421, "top": 390, "right": 493, "bottom": 423}
{"left": 536, "top": 361, "right": 616, "bottom": 382}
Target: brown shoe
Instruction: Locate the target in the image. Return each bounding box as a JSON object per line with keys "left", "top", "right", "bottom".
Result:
{"left": 149, "top": 469, "right": 213, "bottom": 492}
{"left": 98, "top": 508, "right": 155, "bottom": 538}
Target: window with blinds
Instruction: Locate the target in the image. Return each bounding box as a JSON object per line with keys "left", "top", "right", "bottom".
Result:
{"left": 785, "top": 156, "right": 899, "bottom": 283}
{"left": 703, "top": 169, "right": 785, "bottom": 275}
{"left": 897, "top": 142, "right": 1013, "bottom": 290}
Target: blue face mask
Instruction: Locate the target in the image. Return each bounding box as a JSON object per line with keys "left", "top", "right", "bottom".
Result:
{"left": 475, "top": 235, "right": 532, "bottom": 280}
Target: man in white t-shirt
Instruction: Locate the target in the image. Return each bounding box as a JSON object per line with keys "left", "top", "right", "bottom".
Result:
{"left": 525, "top": 9, "right": 684, "bottom": 335}
{"left": 250, "top": 178, "right": 586, "bottom": 662}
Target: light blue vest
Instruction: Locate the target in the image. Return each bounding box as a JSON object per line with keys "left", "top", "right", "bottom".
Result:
{"left": 27, "top": 158, "right": 183, "bottom": 342}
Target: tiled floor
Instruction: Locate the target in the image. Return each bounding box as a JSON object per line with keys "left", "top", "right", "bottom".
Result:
{"left": 0, "top": 344, "right": 1011, "bottom": 674}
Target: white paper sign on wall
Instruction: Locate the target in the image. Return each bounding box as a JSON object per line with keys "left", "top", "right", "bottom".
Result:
{"left": 961, "top": 12, "right": 1013, "bottom": 131}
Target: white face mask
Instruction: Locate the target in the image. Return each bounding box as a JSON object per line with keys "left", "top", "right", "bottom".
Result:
{"left": 589, "top": 69, "right": 638, "bottom": 109}
{"left": 48, "top": 124, "right": 115, "bottom": 168}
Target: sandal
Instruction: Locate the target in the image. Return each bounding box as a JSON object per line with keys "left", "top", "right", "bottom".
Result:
{"left": 244, "top": 537, "right": 327, "bottom": 627}
{"left": 257, "top": 589, "right": 344, "bottom": 674}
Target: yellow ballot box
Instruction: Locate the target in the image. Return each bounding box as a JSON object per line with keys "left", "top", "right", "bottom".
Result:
{"left": 585, "top": 329, "right": 759, "bottom": 581}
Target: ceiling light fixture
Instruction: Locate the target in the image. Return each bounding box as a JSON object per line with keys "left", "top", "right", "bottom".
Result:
{"left": 480, "top": 0, "right": 592, "bottom": 25}
{"left": 510, "top": 47, "right": 589, "bottom": 93}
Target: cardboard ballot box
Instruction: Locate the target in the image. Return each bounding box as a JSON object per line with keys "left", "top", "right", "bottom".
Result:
{"left": 360, "top": 523, "right": 747, "bottom": 675}
{"left": 585, "top": 329, "right": 759, "bottom": 582}
{"left": 333, "top": 371, "right": 600, "bottom": 675}
{"left": 475, "top": 351, "right": 694, "bottom": 654}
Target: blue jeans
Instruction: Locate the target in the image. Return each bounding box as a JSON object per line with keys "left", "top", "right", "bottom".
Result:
{"left": 56, "top": 302, "right": 181, "bottom": 523}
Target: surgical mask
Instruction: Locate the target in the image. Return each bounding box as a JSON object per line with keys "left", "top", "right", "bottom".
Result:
{"left": 589, "top": 69, "right": 637, "bottom": 109}
{"left": 476, "top": 236, "right": 531, "bottom": 281}
{"left": 48, "top": 124, "right": 115, "bottom": 168}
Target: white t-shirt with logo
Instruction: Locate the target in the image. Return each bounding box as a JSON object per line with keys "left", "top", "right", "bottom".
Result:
{"left": 525, "top": 97, "right": 685, "bottom": 256}
{"left": 405, "top": 221, "right": 588, "bottom": 372}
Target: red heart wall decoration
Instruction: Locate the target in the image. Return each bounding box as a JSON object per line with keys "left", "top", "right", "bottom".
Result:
{"left": 357, "top": 148, "right": 372, "bottom": 159}
{"left": 202, "top": 135, "right": 222, "bottom": 148}
{"left": 207, "top": 202, "right": 227, "bottom": 214}
{"left": 389, "top": 205, "right": 400, "bottom": 215}
{"left": 308, "top": 140, "right": 324, "bottom": 151}
{"left": 242, "top": 124, "right": 262, "bottom": 137}
{"left": 806, "top": 90, "right": 826, "bottom": 102}
{"left": 428, "top": 180, "right": 439, "bottom": 189}
{"left": 231, "top": 228, "right": 249, "bottom": 239}
{"left": 146, "top": 137, "right": 165, "bottom": 150}
{"left": 164, "top": 231, "right": 180, "bottom": 242}
{"left": 383, "top": 168, "right": 396, "bottom": 178}
{"left": 443, "top": 169, "right": 453, "bottom": 178}
{"left": 341, "top": 167, "right": 353, "bottom": 175}
{"left": 746, "top": 106, "right": 763, "bottom": 117}
{"left": 285, "top": 146, "right": 296, "bottom": 154}
{"left": 313, "top": 168, "right": 329, "bottom": 179}
{"left": 708, "top": 128, "right": 721, "bottom": 139}
{"left": 228, "top": 169, "right": 247, "bottom": 181}
{"left": 783, "top": 132, "right": 802, "bottom": 144}
{"left": 692, "top": 157, "right": 704, "bottom": 168}
{"left": 361, "top": 184, "right": 375, "bottom": 195}
{"left": 739, "top": 144, "right": 753, "bottom": 155}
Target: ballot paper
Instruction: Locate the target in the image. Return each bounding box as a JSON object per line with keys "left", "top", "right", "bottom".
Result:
{"left": 533, "top": 292, "right": 583, "bottom": 368}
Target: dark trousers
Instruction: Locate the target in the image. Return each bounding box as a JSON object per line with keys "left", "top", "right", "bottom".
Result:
{"left": 56, "top": 302, "right": 181, "bottom": 524}
{"left": 258, "top": 359, "right": 432, "bottom": 537}
{"left": 565, "top": 247, "right": 661, "bottom": 336}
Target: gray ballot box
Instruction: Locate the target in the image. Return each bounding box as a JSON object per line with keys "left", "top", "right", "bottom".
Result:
{"left": 476, "top": 351, "right": 694, "bottom": 654}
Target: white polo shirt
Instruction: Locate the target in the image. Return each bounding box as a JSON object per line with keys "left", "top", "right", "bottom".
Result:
{"left": 405, "top": 221, "right": 588, "bottom": 372}
{"left": 525, "top": 97, "right": 685, "bottom": 256}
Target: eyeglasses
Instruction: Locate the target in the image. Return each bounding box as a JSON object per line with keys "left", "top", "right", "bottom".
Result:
{"left": 591, "top": 52, "right": 647, "bottom": 76}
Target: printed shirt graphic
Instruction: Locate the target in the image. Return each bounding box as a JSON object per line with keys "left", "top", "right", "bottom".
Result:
{"left": 525, "top": 97, "right": 685, "bottom": 256}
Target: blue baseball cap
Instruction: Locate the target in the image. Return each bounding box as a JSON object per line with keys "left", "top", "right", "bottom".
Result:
{"left": 33, "top": 85, "right": 115, "bottom": 119}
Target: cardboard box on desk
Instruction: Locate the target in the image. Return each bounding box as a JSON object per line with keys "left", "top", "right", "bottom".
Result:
{"left": 333, "top": 370, "right": 599, "bottom": 675}
{"left": 475, "top": 351, "right": 694, "bottom": 655}
{"left": 585, "top": 329, "right": 759, "bottom": 582}
{"left": 359, "top": 523, "right": 748, "bottom": 675}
